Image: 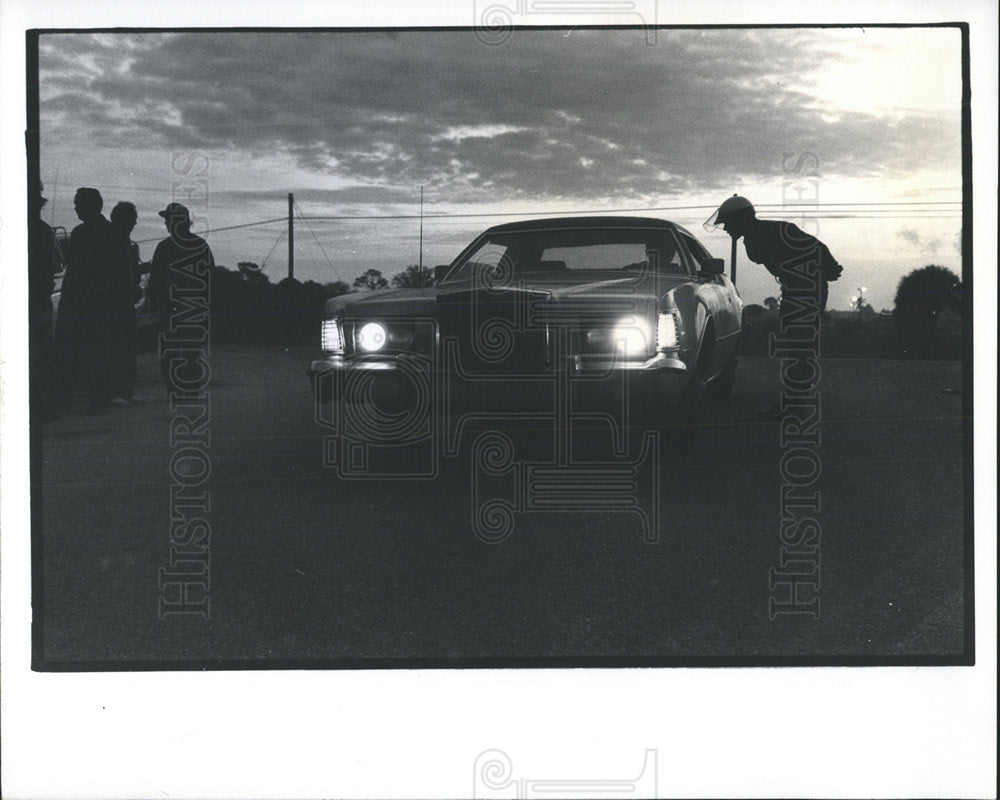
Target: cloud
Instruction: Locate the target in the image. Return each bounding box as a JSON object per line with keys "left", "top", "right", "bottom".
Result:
{"left": 897, "top": 226, "right": 946, "bottom": 256}
{"left": 38, "top": 29, "right": 961, "bottom": 207}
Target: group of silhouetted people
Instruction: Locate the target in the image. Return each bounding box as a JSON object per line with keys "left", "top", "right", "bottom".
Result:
{"left": 29, "top": 183, "right": 215, "bottom": 419}
{"left": 29, "top": 183, "right": 142, "bottom": 417}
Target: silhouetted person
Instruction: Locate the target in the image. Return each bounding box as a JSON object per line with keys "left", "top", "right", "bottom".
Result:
{"left": 56, "top": 187, "right": 120, "bottom": 414}
{"left": 110, "top": 201, "right": 143, "bottom": 403}
{"left": 709, "top": 195, "right": 843, "bottom": 419}
{"left": 28, "top": 179, "right": 60, "bottom": 420}
{"left": 148, "top": 203, "right": 215, "bottom": 395}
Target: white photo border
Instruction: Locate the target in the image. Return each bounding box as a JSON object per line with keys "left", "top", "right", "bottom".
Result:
{"left": 2, "top": 1, "right": 995, "bottom": 798}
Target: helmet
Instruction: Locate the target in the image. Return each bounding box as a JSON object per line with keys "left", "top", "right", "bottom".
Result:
{"left": 703, "top": 194, "right": 755, "bottom": 232}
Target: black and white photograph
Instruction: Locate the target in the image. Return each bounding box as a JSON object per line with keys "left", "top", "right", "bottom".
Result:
{"left": 2, "top": 1, "right": 996, "bottom": 798}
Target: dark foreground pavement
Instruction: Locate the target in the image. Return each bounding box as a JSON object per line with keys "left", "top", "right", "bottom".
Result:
{"left": 33, "top": 347, "right": 969, "bottom": 667}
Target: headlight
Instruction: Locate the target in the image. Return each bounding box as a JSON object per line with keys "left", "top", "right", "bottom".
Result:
{"left": 321, "top": 318, "right": 344, "bottom": 354}
{"left": 357, "top": 321, "right": 388, "bottom": 352}
{"left": 612, "top": 316, "right": 652, "bottom": 356}
{"left": 656, "top": 311, "right": 679, "bottom": 351}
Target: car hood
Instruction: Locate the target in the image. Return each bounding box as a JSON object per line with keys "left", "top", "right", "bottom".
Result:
{"left": 325, "top": 271, "right": 691, "bottom": 316}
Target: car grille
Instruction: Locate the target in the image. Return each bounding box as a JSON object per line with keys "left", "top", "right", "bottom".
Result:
{"left": 340, "top": 295, "right": 652, "bottom": 369}
{"left": 437, "top": 287, "right": 552, "bottom": 376}
{"left": 538, "top": 299, "right": 651, "bottom": 359}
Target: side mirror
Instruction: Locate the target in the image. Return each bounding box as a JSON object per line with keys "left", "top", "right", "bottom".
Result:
{"left": 700, "top": 258, "right": 725, "bottom": 277}
{"left": 434, "top": 264, "right": 451, "bottom": 283}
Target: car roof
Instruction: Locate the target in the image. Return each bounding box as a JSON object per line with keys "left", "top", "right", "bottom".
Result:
{"left": 483, "top": 216, "right": 684, "bottom": 234}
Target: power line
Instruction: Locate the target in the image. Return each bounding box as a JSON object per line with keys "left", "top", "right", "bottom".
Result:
{"left": 783, "top": 214, "right": 962, "bottom": 219}
{"left": 134, "top": 216, "right": 287, "bottom": 244}
{"left": 753, "top": 202, "right": 962, "bottom": 207}
{"left": 129, "top": 201, "right": 962, "bottom": 246}
{"left": 298, "top": 201, "right": 962, "bottom": 222}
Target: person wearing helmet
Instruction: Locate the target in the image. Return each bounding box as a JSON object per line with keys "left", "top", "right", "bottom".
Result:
{"left": 708, "top": 195, "right": 843, "bottom": 419}
{"left": 708, "top": 195, "right": 843, "bottom": 301}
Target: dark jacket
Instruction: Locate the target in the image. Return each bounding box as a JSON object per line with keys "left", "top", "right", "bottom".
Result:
{"left": 742, "top": 219, "right": 843, "bottom": 286}
{"left": 148, "top": 230, "right": 215, "bottom": 325}
{"left": 58, "top": 215, "right": 122, "bottom": 341}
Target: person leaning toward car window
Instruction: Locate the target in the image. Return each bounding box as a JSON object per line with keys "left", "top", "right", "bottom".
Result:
{"left": 148, "top": 202, "right": 215, "bottom": 396}
{"left": 109, "top": 201, "right": 143, "bottom": 405}
{"left": 709, "top": 195, "right": 843, "bottom": 419}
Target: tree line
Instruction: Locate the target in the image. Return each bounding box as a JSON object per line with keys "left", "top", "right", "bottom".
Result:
{"left": 738, "top": 264, "right": 963, "bottom": 360}
{"left": 167, "top": 263, "right": 433, "bottom": 346}
{"left": 143, "top": 260, "right": 962, "bottom": 358}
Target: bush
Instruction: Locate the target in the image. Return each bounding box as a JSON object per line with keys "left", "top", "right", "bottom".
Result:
{"left": 208, "top": 266, "right": 352, "bottom": 346}
{"left": 892, "top": 265, "right": 963, "bottom": 358}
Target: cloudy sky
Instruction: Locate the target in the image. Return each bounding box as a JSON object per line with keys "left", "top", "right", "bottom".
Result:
{"left": 35, "top": 26, "right": 964, "bottom": 309}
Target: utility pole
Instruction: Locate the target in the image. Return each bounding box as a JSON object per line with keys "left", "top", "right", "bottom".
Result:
{"left": 288, "top": 192, "right": 294, "bottom": 280}
{"left": 730, "top": 236, "right": 737, "bottom": 287}
{"left": 419, "top": 185, "right": 423, "bottom": 272}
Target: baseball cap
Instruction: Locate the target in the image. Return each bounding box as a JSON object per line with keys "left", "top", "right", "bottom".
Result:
{"left": 158, "top": 202, "right": 191, "bottom": 223}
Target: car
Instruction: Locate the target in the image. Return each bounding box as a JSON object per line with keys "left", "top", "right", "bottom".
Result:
{"left": 307, "top": 216, "right": 743, "bottom": 441}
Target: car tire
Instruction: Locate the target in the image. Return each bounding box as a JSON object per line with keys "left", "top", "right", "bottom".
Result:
{"left": 665, "top": 326, "right": 714, "bottom": 450}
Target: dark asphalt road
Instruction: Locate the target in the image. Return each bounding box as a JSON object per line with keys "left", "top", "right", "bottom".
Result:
{"left": 34, "top": 347, "right": 968, "bottom": 666}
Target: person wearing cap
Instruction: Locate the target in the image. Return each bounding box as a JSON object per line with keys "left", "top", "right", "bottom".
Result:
{"left": 56, "top": 187, "right": 122, "bottom": 414}
{"left": 708, "top": 195, "right": 843, "bottom": 418}
{"left": 148, "top": 202, "right": 215, "bottom": 395}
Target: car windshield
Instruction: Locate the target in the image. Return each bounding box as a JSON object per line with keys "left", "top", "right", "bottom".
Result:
{"left": 445, "top": 227, "right": 687, "bottom": 281}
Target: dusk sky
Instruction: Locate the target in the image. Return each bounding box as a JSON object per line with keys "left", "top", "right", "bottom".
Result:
{"left": 36, "top": 27, "right": 964, "bottom": 310}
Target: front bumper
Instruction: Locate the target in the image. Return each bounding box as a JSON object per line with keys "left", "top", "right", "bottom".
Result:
{"left": 306, "top": 351, "right": 691, "bottom": 411}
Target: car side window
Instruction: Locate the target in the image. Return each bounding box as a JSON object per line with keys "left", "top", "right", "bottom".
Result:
{"left": 644, "top": 231, "right": 688, "bottom": 275}
{"left": 678, "top": 233, "right": 716, "bottom": 278}
{"left": 450, "top": 241, "right": 516, "bottom": 282}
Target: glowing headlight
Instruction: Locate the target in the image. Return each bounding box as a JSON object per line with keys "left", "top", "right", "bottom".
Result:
{"left": 612, "top": 316, "right": 652, "bottom": 356}
{"left": 321, "top": 318, "right": 343, "bottom": 353}
{"left": 657, "top": 311, "right": 679, "bottom": 351}
{"left": 357, "top": 322, "right": 388, "bottom": 352}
